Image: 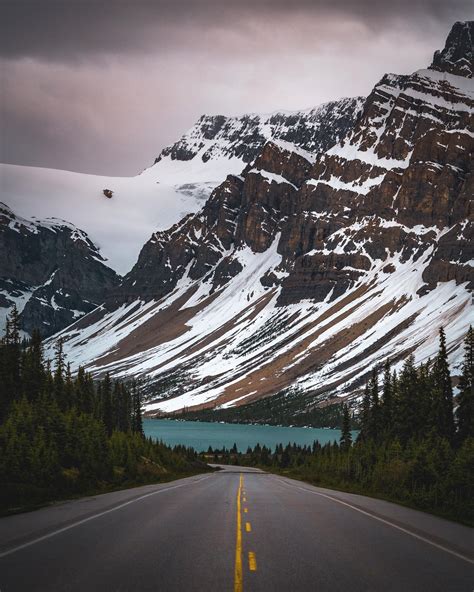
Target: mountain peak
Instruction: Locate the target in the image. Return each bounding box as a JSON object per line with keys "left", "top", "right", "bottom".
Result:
{"left": 430, "top": 21, "right": 473, "bottom": 78}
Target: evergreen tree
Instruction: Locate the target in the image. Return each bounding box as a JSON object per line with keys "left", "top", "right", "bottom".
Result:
{"left": 0, "top": 306, "right": 22, "bottom": 421}
{"left": 431, "top": 328, "right": 455, "bottom": 443}
{"left": 53, "top": 338, "right": 66, "bottom": 410}
{"left": 101, "top": 374, "right": 114, "bottom": 437}
{"left": 368, "top": 368, "right": 380, "bottom": 441}
{"left": 340, "top": 404, "right": 352, "bottom": 451}
{"left": 132, "top": 381, "right": 143, "bottom": 435}
{"left": 381, "top": 359, "right": 393, "bottom": 435}
{"left": 75, "top": 366, "right": 94, "bottom": 415}
{"left": 357, "top": 383, "right": 372, "bottom": 442}
{"left": 394, "top": 356, "right": 419, "bottom": 444}
{"left": 456, "top": 327, "right": 474, "bottom": 443}
{"left": 21, "top": 328, "right": 44, "bottom": 402}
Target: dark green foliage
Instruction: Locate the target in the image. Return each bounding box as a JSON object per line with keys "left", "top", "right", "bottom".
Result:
{"left": 340, "top": 404, "right": 352, "bottom": 451}
{"left": 202, "top": 327, "right": 474, "bottom": 524}
{"left": 431, "top": 328, "right": 455, "bottom": 443}
{"left": 175, "top": 387, "right": 356, "bottom": 428}
{"left": 380, "top": 359, "right": 393, "bottom": 436}
{"left": 0, "top": 311, "right": 206, "bottom": 512}
{"left": 0, "top": 305, "right": 21, "bottom": 422}
{"left": 456, "top": 326, "right": 474, "bottom": 443}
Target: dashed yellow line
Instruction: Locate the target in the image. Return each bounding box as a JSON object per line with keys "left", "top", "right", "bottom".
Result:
{"left": 234, "top": 474, "right": 243, "bottom": 592}
{"left": 245, "top": 522, "right": 252, "bottom": 532}
{"left": 244, "top": 508, "right": 248, "bottom": 514}
{"left": 248, "top": 552, "right": 257, "bottom": 571}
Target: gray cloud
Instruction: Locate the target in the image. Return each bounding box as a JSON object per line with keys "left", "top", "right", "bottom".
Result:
{"left": 1, "top": 0, "right": 472, "bottom": 61}
{"left": 1, "top": 1, "right": 472, "bottom": 174}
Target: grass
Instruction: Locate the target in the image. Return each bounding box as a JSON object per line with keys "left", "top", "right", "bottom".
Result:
{"left": 0, "top": 464, "right": 214, "bottom": 517}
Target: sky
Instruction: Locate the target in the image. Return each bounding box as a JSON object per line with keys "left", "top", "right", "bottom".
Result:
{"left": 1, "top": 0, "right": 472, "bottom": 176}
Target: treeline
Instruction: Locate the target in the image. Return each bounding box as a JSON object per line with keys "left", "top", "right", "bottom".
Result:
{"left": 177, "top": 391, "right": 352, "bottom": 429}
{"left": 203, "top": 328, "right": 474, "bottom": 523}
{"left": 0, "top": 307, "right": 206, "bottom": 512}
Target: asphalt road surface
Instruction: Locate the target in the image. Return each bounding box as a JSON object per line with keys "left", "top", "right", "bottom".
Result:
{"left": 0, "top": 466, "right": 472, "bottom": 591}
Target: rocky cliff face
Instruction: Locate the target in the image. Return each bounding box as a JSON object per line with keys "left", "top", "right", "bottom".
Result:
{"left": 1, "top": 96, "right": 364, "bottom": 336}
{"left": 49, "top": 22, "right": 473, "bottom": 418}
{"left": 152, "top": 98, "right": 364, "bottom": 178}
{"left": 430, "top": 20, "right": 473, "bottom": 78}
{"left": 0, "top": 203, "right": 120, "bottom": 337}
{"left": 119, "top": 58, "right": 473, "bottom": 308}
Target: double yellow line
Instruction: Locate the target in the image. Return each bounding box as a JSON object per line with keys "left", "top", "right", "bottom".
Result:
{"left": 234, "top": 474, "right": 256, "bottom": 591}
{"left": 234, "top": 474, "right": 244, "bottom": 592}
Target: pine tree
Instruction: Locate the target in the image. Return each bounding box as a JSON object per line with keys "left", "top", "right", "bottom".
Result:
{"left": 132, "top": 381, "right": 143, "bottom": 435}
{"left": 75, "top": 367, "right": 94, "bottom": 415}
{"left": 21, "top": 328, "right": 44, "bottom": 402}
{"left": 357, "top": 383, "right": 372, "bottom": 442}
{"left": 431, "top": 327, "right": 455, "bottom": 443}
{"left": 53, "top": 338, "right": 66, "bottom": 410}
{"left": 456, "top": 327, "right": 474, "bottom": 443}
{"left": 101, "top": 373, "right": 114, "bottom": 437}
{"left": 369, "top": 368, "right": 380, "bottom": 441}
{"left": 394, "top": 356, "right": 419, "bottom": 444}
{"left": 0, "top": 306, "right": 22, "bottom": 421}
{"left": 340, "top": 403, "right": 352, "bottom": 451}
{"left": 381, "top": 359, "right": 393, "bottom": 436}
{"left": 64, "top": 363, "right": 75, "bottom": 410}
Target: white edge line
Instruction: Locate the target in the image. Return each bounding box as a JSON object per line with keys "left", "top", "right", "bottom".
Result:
{"left": 275, "top": 477, "right": 474, "bottom": 565}
{"left": 0, "top": 474, "right": 212, "bottom": 559}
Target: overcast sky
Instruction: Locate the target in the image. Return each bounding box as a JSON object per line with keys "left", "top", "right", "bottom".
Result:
{"left": 1, "top": 0, "right": 472, "bottom": 176}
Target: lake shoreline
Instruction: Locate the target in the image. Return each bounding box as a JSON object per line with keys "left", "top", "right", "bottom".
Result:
{"left": 143, "top": 418, "right": 358, "bottom": 453}
{"left": 149, "top": 416, "right": 339, "bottom": 430}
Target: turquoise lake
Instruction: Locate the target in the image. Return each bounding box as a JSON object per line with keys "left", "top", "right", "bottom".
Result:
{"left": 143, "top": 419, "right": 355, "bottom": 452}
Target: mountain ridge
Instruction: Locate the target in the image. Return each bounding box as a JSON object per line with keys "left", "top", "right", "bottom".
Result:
{"left": 45, "top": 22, "right": 473, "bottom": 419}
{"left": 0, "top": 202, "right": 120, "bottom": 337}
{"left": 1, "top": 95, "right": 363, "bottom": 333}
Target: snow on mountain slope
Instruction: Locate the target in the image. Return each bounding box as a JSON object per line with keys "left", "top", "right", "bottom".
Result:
{"left": 0, "top": 202, "right": 119, "bottom": 337}
{"left": 44, "top": 22, "right": 473, "bottom": 418}
{"left": 45, "top": 228, "right": 470, "bottom": 414}
{"left": 2, "top": 97, "right": 363, "bottom": 277}
{"left": 0, "top": 163, "right": 205, "bottom": 275}
{"left": 152, "top": 98, "right": 363, "bottom": 183}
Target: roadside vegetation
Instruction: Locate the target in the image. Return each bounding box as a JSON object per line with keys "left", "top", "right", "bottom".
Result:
{"left": 0, "top": 307, "right": 209, "bottom": 514}
{"left": 201, "top": 328, "right": 474, "bottom": 524}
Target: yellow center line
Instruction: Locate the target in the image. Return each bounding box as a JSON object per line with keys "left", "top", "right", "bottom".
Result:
{"left": 248, "top": 551, "right": 257, "bottom": 571}
{"left": 245, "top": 522, "right": 252, "bottom": 532}
{"left": 244, "top": 508, "right": 248, "bottom": 513}
{"left": 234, "top": 474, "right": 243, "bottom": 592}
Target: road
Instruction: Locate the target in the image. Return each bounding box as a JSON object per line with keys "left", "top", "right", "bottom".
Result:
{"left": 0, "top": 466, "right": 472, "bottom": 591}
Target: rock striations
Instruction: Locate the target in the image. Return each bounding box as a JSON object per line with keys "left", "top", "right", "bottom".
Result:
{"left": 154, "top": 98, "right": 364, "bottom": 172}
{"left": 43, "top": 22, "right": 473, "bottom": 418}
{"left": 0, "top": 203, "right": 119, "bottom": 337}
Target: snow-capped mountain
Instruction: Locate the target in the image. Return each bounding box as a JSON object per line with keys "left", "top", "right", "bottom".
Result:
{"left": 0, "top": 203, "right": 119, "bottom": 337}
{"left": 0, "top": 164, "right": 207, "bottom": 276}
{"left": 1, "top": 97, "right": 362, "bottom": 277}
{"left": 1, "top": 94, "right": 362, "bottom": 335}
{"left": 152, "top": 97, "right": 364, "bottom": 183}
{"left": 36, "top": 23, "right": 474, "bottom": 418}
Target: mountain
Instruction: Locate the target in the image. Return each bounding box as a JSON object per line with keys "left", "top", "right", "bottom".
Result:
{"left": 0, "top": 98, "right": 362, "bottom": 335}
{"left": 430, "top": 20, "right": 473, "bottom": 78}
{"left": 0, "top": 164, "right": 207, "bottom": 276}
{"left": 1, "top": 97, "right": 363, "bottom": 277}
{"left": 153, "top": 98, "right": 364, "bottom": 181}
{"left": 0, "top": 203, "right": 120, "bottom": 337}
{"left": 1, "top": 96, "right": 362, "bottom": 336}
{"left": 44, "top": 22, "right": 474, "bottom": 419}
